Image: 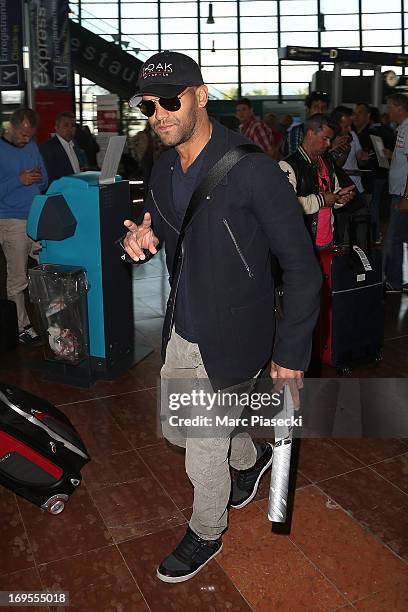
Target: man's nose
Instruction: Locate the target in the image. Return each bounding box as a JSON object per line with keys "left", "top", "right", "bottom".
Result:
{"left": 154, "top": 101, "right": 169, "bottom": 120}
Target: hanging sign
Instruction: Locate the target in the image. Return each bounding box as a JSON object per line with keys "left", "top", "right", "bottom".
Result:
{"left": 0, "top": 0, "right": 24, "bottom": 89}
{"left": 30, "top": 0, "right": 71, "bottom": 89}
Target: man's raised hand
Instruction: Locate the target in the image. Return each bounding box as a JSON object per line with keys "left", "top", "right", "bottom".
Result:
{"left": 123, "top": 212, "right": 159, "bottom": 261}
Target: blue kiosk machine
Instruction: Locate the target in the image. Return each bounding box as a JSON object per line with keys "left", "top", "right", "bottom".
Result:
{"left": 27, "top": 166, "right": 138, "bottom": 386}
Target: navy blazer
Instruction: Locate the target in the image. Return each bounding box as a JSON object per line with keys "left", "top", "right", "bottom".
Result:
{"left": 39, "top": 136, "right": 80, "bottom": 188}
{"left": 143, "top": 119, "right": 322, "bottom": 387}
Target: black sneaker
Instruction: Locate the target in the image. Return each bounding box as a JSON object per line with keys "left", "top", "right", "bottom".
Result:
{"left": 18, "top": 326, "right": 43, "bottom": 346}
{"left": 230, "top": 442, "right": 273, "bottom": 509}
{"left": 157, "top": 526, "right": 222, "bottom": 583}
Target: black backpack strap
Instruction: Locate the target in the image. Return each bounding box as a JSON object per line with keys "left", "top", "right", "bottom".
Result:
{"left": 171, "top": 144, "right": 263, "bottom": 278}
{"left": 169, "top": 143, "right": 262, "bottom": 283}
{"left": 179, "top": 143, "right": 262, "bottom": 236}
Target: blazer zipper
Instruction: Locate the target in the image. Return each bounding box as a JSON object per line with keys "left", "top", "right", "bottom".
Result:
{"left": 151, "top": 189, "right": 179, "bottom": 235}
{"left": 222, "top": 219, "right": 254, "bottom": 278}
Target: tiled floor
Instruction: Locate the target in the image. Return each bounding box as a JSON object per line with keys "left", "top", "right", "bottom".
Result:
{"left": 1, "top": 249, "right": 408, "bottom": 611}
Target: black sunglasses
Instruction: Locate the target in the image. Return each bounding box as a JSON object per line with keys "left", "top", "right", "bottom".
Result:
{"left": 135, "top": 89, "right": 189, "bottom": 118}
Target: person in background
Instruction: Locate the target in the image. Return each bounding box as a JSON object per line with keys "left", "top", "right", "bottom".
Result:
{"left": 263, "top": 111, "right": 284, "bottom": 159}
{"left": 279, "top": 114, "right": 355, "bottom": 249}
{"left": 354, "top": 103, "right": 397, "bottom": 237}
{"left": 366, "top": 107, "right": 396, "bottom": 243}
{"left": 353, "top": 102, "right": 372, "bottom": 149}
{"left": 381, "top": 111, "right": 396, "bottom": 135}
{"left": 0, "top": 108, "right": 47, "bottom": 344}
{"left": 383, "top": 93, "right": 408, "bottom": 294}
{"left": 352, "top": 102, "right": 378, "bottom": 206}
{"left": 278, "top": 113, "right": 293, "bottom": 137}
{"left": 283, "top": 91, "right": 330, "bottom": 156}
{"left": 131, "top": 123, "right": 155, "bottom": 187}
{"left": 329, "top": 106, "right": 369, "bottom": 196}
{"left": 381, "top": 112, "right": 391, "bottom": 126}
{"left": 74, "top": 124, "right": 100, "bottom": 170}
{"left": 329, "top": 106, "right": 369, "bottom": 244}
{"left": 40, "top": 111, "right": 82, "bottom": 187}
{"left": 235, "top": 97, "right": 275, "bottom": 156}
{"left": 122, "top": 50, "right": 321, "bottom": 583}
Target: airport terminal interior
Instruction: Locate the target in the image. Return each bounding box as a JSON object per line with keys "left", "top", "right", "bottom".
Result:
{"left": 1, "top": 1, "right": 408, "bottom": 610}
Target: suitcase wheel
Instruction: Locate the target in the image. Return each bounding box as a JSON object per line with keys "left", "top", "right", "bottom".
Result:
{"left": 41, "top": 494, "right": 69, "bottom": 515}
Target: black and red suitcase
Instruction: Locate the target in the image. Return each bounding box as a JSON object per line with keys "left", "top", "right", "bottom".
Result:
{"left": 0, "top": 383, "right": 90, "bottom": 514}
{"left": 314, "top": 233, "right": 384, "bottom": 373}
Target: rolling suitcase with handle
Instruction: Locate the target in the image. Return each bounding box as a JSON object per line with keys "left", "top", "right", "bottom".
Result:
{"left": 0, "top": 383, "right": 90, "bottom": 514}
{"left": 314, "top": 216, "right": 384, "bottom": 373}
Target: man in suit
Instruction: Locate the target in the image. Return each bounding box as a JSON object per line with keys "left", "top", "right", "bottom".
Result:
{"left": 39, "top": 112, "right": 82, "bottom": 187}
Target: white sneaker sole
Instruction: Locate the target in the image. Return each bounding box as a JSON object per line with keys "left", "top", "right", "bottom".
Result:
{"left": 230, "top": 443, "right": 274, "bottom": 510}
{"left": 156, "top": 543, "right": 223, "bottom": 583}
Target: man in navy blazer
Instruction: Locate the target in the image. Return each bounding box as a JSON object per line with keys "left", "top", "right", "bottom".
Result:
{"left": 39, "top": 112, "right": 82, "bottom": 188}
{"left": 122, "top": 52, "right": 322, "bottom": 584}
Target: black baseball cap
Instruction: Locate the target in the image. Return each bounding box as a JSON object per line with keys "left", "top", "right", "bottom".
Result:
{"left": 129, "top": 51, "right": 204, "bottom": 108}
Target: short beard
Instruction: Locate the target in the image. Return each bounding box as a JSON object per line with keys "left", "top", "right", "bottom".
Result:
{"left": 152, "top": 105, "right": 199, "bottom": 147}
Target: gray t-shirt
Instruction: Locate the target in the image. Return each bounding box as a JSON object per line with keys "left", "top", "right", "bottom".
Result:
{"left": 389, "top": 117, "right": 408, "bottom": 196}
{"left": 172, "top": 145, "right": 208, "bottom": 342}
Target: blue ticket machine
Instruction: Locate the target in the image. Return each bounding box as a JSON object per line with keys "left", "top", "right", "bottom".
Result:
{"left": 27, "top": 172, "right": 134, "bottom": 385}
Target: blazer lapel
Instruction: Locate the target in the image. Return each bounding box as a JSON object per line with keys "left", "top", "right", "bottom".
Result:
{"left": 150, "top": 149, "right": 180, "bottom": 232}
{"left": 53, "top": 136, "right": 74, "bottom": 174}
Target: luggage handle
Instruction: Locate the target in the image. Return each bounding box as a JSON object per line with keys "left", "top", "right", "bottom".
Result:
{"left": 348, "top": 214, "right": 372, "bottom": 255}
{"left": 0, "top": 388, "right": 88, "bottom": 460}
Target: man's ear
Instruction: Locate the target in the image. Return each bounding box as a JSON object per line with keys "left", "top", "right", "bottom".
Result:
{"left": 197, "top": 85, "right": 209, "bottom": 108}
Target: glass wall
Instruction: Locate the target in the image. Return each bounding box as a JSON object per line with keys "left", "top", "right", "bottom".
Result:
{"left": 69, "top": 0, "right": 408, "bottom": 124}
